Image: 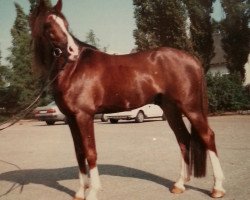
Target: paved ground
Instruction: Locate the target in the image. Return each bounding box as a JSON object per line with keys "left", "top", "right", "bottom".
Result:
{"left": 0, "top": 115, "right": 249, "bottom": 200}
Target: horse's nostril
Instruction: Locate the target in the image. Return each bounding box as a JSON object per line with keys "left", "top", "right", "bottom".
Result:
{"left": 69, "top": 47, "right": 73, "bottom": 52}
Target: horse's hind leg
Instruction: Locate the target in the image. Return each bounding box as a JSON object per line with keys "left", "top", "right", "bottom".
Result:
{"left": 208, "top": 145, "right": 226, "bottom": 198}
{"left": 183, "top": 110, "right": 225, "bottom": 198}
{"left": 161, "top": 102, "right": 191, "bottom": 194}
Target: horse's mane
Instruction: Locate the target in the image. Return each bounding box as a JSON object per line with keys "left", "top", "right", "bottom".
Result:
{"left": 71, "top": 35, "right": 98, "bottom": 50}
{"left": 31, "top": 39, "right": 52, "bottom": 78}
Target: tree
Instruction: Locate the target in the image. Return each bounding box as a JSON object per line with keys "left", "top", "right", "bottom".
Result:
{"left": 185, "top": 0, "right": 216, "bottom": 72}
{"left": 0, "top": 62, "right": 9, "bottom": 88}
{"left": 85, "top": 29, "right": 108, "bottom": 52}
{"left": 0, "top": 48, "right": 18, "bottom": 113}
{"left": 0, "top": 49, "right": 6, "bottom": 87}
{"left": 133, "top": 0, "right": 192, "bottom": 52}
{"left": 220, "top": 0, "right": 250, "bottom": 80}
{"left": 6, "top": 3, "right": 37, "bottom": 110}
{"left": 206, "top": 73, "right": 250, "bottom": 112}
{"left": 85, "top": 29, "right": 101, "bottom": 49}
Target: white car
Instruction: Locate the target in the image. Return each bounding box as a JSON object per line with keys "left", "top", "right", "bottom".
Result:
{"left": 102, "top": 104, "right": 165, "bottom": 123}
{"left": 34, "top": 101, "right": 67, "bottom": 125}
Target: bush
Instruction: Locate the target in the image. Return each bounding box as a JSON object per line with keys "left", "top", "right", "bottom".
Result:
{"left": 206, "top": 73, "right": 250, "bottom": 113}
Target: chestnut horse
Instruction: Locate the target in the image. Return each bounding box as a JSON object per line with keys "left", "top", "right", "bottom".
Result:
{"left": 29, "top": 1, "right": 225, "bottom": 199}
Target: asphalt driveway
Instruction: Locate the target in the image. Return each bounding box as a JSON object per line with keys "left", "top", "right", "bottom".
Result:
{"left": 0, "top": 115, "right": 249, "bottom": 200}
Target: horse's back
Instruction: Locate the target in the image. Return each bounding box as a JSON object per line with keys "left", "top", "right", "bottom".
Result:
{"left": 86, "top": 47, "right": 204, "bottom": 96}
{"left": 101, "top": 47, "right": 202, "bottom": 74}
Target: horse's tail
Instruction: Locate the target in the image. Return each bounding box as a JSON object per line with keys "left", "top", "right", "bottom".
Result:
{"left": 190, "top": 70, "right": 208, "bottom": 178}
{"left": 190, "top": 126, "right": 207, "bottom": 177}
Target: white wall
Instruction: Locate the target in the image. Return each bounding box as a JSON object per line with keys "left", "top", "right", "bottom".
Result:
{"left": 244, "top": 54, "right": 250, "bottom": 86}
{"left": 208, "top": 64, "right": 229, "bottom": 76}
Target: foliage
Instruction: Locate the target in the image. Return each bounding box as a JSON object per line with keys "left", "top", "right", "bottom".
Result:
{"left": 85, "top": 29, "right": 108, "bottom": 52}
{"left": 133, "top": 0, "right": 192, "bottom": 52}
{"left": 0, "top": 86, "right": 21, "bottom": 113}
{"left": 220, "top": 0, "right": 250, "bottom": 80}
{"left": 3, "top": 2, "right": 52, "bottom": 114}
{"left": 85, "top": 29, "right": 101, "bottom": 49}
{"left": 0, "top": 50, "right": 11, "bottom": 117}
{"left": 133, "top": 0, "right": 217, "bottom": 71}
{"left": 133, "top": 0, "right": 249, "bottom": 77}
{"left": 206, "top": 73, "right": 250, "bottom": 113}
{"left": 185, "top": 0, "right": 215, "bottom": 72}
{"left": 6, "top": 3, "right": 37, "bottom": 111}
{"left": 0, "top": 50, "right": 9, "bottom": 87}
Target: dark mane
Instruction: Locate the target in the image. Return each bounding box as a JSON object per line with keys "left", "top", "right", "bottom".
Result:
{"left": 71, "top": 35, "right": 98, "bottom": 50}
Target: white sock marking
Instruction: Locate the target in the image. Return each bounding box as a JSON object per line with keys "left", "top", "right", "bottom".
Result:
{"left": 75, "top": 171, "right": 89, "bottom": 199}
{"left": 89, "top": 167, "right": 101, "bottom": 190}
{"left": 85, "top": 167, "right": 101, "bottom": 200}
{"left": 175, "top": 157, "right": 190, "bottom": 190}
{"left": 208, "top": 150, "right": 225, "bottom": 192}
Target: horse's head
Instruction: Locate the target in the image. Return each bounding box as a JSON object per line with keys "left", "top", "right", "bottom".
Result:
{"left": 30, "top": 0, "right": 79, "bottom": 62}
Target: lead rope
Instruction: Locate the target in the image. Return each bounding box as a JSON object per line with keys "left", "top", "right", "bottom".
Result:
{"left": 0, "top": 51, "right": 66, "bottom": 132}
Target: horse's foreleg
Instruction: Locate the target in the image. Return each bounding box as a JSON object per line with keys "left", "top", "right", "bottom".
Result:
{"left": 68, "top": 117, "right": 89, "bottom": 200}
{"left": 161, "top": 103, "right": 191, "bottom": 194}
{"left": 75, "top": 113, "right": 101, "bottom": 200}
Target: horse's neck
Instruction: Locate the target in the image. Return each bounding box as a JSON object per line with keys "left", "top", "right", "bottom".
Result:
{"left": 72, "top": 35, "right": 97, "bottom": 50}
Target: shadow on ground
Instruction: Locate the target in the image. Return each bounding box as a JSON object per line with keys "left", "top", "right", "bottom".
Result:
{"left": 0, "top": 164, "right": 209, "bottom": 198}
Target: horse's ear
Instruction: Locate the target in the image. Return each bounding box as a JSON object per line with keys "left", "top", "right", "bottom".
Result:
{"left": 53, "top": 0, "right": 63, "bottom": 12}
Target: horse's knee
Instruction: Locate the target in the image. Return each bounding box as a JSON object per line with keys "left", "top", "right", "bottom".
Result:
{"left": 86, "top": 149, "right": 97, "bottom": 168}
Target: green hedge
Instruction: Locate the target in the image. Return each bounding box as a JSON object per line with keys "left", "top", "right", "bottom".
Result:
{"left": 206, "top": 73, "right": 250, "bottom": 113}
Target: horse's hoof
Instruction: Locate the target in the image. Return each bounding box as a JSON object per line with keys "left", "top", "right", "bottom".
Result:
{"left": 170, "top": 185, "right": 185, "bottom": 194}
{"left": 210, "top": 189, "right": 225, "bottom": 198}
{"left": 72, "top": 198, "right": 85, "bottom": 200}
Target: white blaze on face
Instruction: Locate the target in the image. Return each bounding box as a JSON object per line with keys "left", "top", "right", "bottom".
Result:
{"left": 50, "top": 15, "right": 79, "bottom": 61}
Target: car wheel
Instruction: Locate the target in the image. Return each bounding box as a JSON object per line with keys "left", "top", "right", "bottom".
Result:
{"left": 101, "top": 114, "right": 108, "bottom": 122}
{"left": 46, "top": 121, "right": 55, "bottom": 125}
{"left": 135, "top": 111, "right": 144, "bottom": 123}
{"left": 110, "top": 119, "right": 119, "bottom": 124}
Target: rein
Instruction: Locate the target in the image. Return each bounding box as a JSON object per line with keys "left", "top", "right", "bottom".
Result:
{"left": 0, "top": 48, "right": 68, "bottom": 132}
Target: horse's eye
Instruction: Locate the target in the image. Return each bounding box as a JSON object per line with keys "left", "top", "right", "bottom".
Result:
{"left": 50, "top": 33, "right": 55, "bottom": 39}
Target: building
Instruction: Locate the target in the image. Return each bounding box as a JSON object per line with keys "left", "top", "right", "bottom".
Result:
{"left": 209, "top": 33, "right": 250, "bottom": 84}
{"left": 244, "top": 54, "right": 250, "bottom": 86}
{"left": 208, "top": 33, "right": 229, "bottom": 75}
